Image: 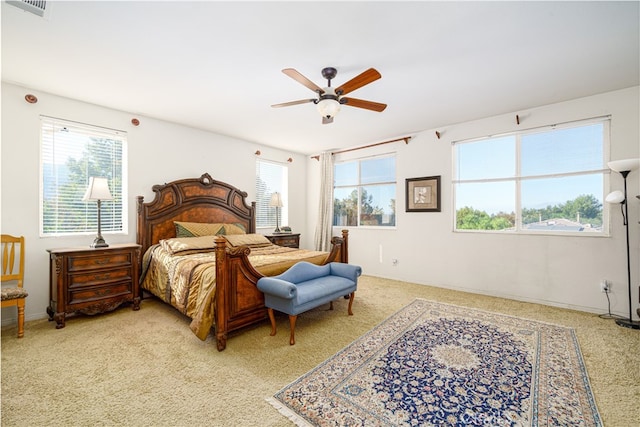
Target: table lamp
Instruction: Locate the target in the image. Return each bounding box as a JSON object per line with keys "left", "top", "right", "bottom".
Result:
{"left": 83, "top": 177, "right": 113, "bottom": 248}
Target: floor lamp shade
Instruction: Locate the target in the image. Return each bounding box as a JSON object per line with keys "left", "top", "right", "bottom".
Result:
{"left": 607, "top": 158, "right": 640, "bottom": 173}
{"left": 269, "top": 192, "right": 284, "bottom": 233}
{"left": 607, "top": 158, "right": 640, "bottom": 329}
{"left": 605, "top": 190, "right": 625, "bottom": 204}
{"left": 83, "top": 177, "right": 113, "bottom": 248}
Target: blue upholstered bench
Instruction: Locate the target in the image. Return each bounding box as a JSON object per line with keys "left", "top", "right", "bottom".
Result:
{"left": 257, "top": 261, "right": 362, "bottom": 345}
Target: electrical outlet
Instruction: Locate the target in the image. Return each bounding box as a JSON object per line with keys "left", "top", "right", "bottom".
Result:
{"left": 600, "top": 280, "right": 610, "bottom": 293}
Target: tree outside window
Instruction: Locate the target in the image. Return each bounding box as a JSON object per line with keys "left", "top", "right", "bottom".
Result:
{"left": 453, "top": 119, "right": 607, "bottom": 234}
{"left": 334, "top": 155, "right": 396, "bottom": 227}
{"left": 41, "top": 117, "right": 126, "bottom": 236}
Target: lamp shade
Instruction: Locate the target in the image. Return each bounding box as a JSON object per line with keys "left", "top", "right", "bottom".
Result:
{"left": 605, "top": 190, "right": 625, "bottom": 204}
{"left": 608, "top": 158, "right": 640, "bottom": 173}
{"left": 269, "top": 192, "right": 283, "bottom": 208}
{"left": 83, "top": 177, "right": 113, "bottom": 201}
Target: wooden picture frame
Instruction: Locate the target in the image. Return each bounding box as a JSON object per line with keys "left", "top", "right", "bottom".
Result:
{"left": 406, "top": 176, "right": 441, "bottom": 212}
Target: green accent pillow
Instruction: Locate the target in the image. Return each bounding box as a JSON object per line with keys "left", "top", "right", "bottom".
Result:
{"left": 221, "top": 223, "right": 246, "bottom": 235}
{"left": 174, "top": 221, "right": 247, "bottom": 237}
{"left": 174, "top": 222, "right": 225, "bottom": 237}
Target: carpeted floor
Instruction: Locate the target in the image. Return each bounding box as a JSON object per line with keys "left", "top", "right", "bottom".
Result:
{"left": 2, "top": 275, "right": 639, "bottom": 426}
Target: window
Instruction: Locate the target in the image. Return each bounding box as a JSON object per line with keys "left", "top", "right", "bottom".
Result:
{"left": 255, "top": 159, "right": 288, "bottom": 228}
{"left": 453, "top": 118, "right": 609, "bottom": 234}
{"left": 40, "top": 117, "right": 127, "bottom": 237}
{"left": 334, "top": 154, "right": 396, "bottom": 227}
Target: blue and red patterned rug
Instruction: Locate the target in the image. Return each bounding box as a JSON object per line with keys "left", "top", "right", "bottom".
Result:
{"left": 267, "top": 299, "right": 601, "bottom": 426}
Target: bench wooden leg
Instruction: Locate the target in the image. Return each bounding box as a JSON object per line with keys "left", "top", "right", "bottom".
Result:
{"left": 267, "top": 308, "right": 277, "bottom": 336}
{"left": 289, "top": 314, "right": 297, "bottom": 345}
{"left": 347, "top": 292, "right": 355, "bottom": 316}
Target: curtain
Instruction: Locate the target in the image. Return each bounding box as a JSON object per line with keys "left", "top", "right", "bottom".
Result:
{"left": 314, "top": 152, "right": 334, "bottom": 251}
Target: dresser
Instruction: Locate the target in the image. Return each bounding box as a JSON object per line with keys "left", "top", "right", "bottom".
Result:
{"left": 265, "top": 233, "right": 300, "bottom": 248}
{"left": 47, "top": 243, "right": 141, "bottom": 328}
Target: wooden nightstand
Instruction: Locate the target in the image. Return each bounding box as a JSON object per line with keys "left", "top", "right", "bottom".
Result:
{"left": 265, "top": 233, "right": 300, "bottom": 248}
{"left": 46, "top": 243, "right": 141, "bottom": 329}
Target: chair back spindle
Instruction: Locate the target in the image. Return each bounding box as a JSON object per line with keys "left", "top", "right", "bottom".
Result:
{"left": 1, "top": 235, "right": 27, "bottom": 338}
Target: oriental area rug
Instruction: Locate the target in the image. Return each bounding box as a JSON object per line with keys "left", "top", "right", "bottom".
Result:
{"left": 267, "top": 299, "right": 601, "bottom": 426}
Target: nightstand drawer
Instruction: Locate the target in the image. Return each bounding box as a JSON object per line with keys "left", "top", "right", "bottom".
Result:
{"left": 67, "top": 252, "right": 133, "bottom": 272}
{"left": 68, "top": 268, "right": 132, "bottom": 288}
{"left": 266, "top": 233, "right": 300, "bottom": 248}
{"left": 69, "top": 282, "right": 133, "bottom": 305}
{"left": 276, "top": 236, "right": 298, "bottom": 247}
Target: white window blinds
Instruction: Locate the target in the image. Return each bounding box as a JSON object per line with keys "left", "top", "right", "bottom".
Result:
{"left": 255, "top": 159, "right": 288, "bottom": 228}
{"left": 40, "top": 116, "right": 127, "bottom": 236}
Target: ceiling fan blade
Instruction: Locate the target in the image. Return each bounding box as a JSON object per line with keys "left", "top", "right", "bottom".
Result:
{"left": 335, "top": 68, "right": 381, "bottom": 96}
{"left": 282, "top": 68, "right": 323, "bottom": 93}
{"left": 271, "top": 99, "right": 316, "bottom": 108}
{"left": 341, "top": 97, "right": 387, "bottom": 112}
{"left": 322, "top": 116, "right": 334, "bottom": 125}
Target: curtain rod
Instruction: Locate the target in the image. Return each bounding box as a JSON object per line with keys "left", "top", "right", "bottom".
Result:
{"left": 450, "top": 114, "right": 611, "bottom": 145}
{"left": 311, "top": 136, "right": 412, "bottom": 160}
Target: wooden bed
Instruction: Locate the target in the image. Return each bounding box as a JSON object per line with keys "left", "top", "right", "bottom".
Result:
{"left": 136, "top": 173, "right": 348, "bottom": 351}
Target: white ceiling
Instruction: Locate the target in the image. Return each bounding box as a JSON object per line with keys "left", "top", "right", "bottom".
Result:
{"left": 2, "top": 1, "right": 638, "bottom": 155}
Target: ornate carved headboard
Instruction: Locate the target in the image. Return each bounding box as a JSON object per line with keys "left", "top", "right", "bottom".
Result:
{"left": 136, "top": 173, "right": 256, "bottom": 256}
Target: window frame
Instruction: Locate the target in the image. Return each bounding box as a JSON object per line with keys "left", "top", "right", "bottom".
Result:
{"left": 39, "top": 116, "right": 128, "bottom": 238}
{"left": 333, "top": 153, "right": 397, "bottom": 228}
{"left": 452, "top": 117, "right": 611, "bottom": 236}
{"left": 255, "top": 158, "right": 289, "bottom": 230}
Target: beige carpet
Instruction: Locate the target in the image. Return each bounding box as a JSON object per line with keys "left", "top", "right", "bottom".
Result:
{"left": 2, "top": 276, "right": 639, "bottom": 426}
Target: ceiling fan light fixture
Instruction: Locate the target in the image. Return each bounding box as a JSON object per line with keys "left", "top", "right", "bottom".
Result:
{"left": 275, "top": 66, "right": 385, "bottom": 122}
{"left": 317, "top": 98, "right": 341, "bottom": 119}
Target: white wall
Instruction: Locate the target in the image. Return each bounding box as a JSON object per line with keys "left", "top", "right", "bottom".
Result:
{"left": 307, "top": 86, "right": 640, "bottom": 319}
{"left": 4, "top": 83, "right": 638, "bottom": 325}
{"left": 1, "top": 82, "right": 309, "bottom": 324}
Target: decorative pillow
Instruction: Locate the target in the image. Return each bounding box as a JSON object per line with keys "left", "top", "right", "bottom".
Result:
{"left": 174, "top": 222, "right": 225, "bottom": 237}
{"left": 223, "top": 233, "right": 272, "bottom": 248}
{"left": 174, "top": 221, "right": 247, "bottom": 237}
{"left": 221, "top": 223, "right": 246, "bottom": 235}
{"left": 160, "top": 236, "right": 218, "bottom": 254}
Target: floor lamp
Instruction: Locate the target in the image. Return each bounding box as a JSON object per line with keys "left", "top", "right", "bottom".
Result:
{"left": 606, "top": 158, "right": 640, "bottom": 330}
{"left": 83, "top": 177, "right": 113, "bottom": 248}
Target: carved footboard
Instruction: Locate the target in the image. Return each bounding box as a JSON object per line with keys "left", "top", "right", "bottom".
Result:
{"left": 212, "top": 230, "right": 349, "bottom": 351}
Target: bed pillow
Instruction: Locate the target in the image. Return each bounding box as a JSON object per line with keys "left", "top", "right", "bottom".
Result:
{"left": 174, "top": 221, "right": 246, "bottom": 237}
{"left": 221, "top": 223, "right": 246, "bottom": 235}
{"left": 223, "top": 233, "right": 272, "bottom": 248}
{"left": 160, "top": 236, "right": 218, "bottom": 254}
{"left": 175, "top": 221, "right": 225, "bottom": 237}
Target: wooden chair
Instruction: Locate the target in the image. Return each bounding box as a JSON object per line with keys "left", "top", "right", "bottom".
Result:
{"left": 1, "top": 234, "right": 27, "bottom": 338}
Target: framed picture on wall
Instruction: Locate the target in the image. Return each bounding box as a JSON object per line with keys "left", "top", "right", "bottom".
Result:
{"left": 406, "top": 176, "right": 441, "bottom": 212}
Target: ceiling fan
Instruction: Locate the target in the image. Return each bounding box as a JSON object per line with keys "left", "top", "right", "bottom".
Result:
{"left": 271, "top": 67, "right": 387, "bottom": 124}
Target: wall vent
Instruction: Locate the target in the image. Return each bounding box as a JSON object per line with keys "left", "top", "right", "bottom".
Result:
{"left": 7, "top": 0, "right": 48, "bottom": 18}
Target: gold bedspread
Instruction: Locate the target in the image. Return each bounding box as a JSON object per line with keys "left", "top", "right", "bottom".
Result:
{"left": 140, "top": 243, "right": 329, "bottom": 340}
